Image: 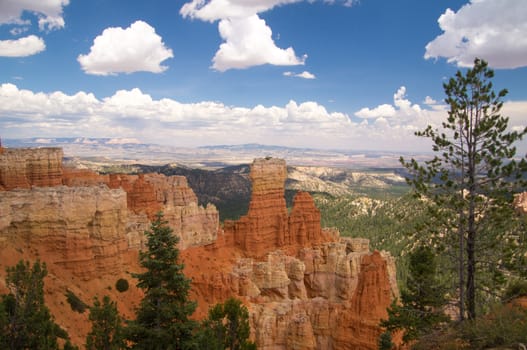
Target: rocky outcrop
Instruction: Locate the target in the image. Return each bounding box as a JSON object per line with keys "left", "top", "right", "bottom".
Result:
{"left": 253, "top": 243, "right": 395, "bottom": 349}
{"left": 0, "top": 147, "right": 222, "bottom": 345}
{"left": 107, "top": 173, "right": 219, "bottom": 249}
{"left": 0, "top": 149, "right": 398, "bottom": 349}
{"left": 0, "top": 148, "right": 219, "bottom": 249}
{"left": 187, "top": 158, "right": 398, "bottom": 350}
{"left": 224, "top": 158, "right": 337, "bottom": 258}
{"left": 0, "top": 147, "right": 63, "bottom": 190}
{"left": 0, "top": 147, "right": 219, "bottom": 268}
{"left": 0, "top": 185, "right": 129, "bottom": 280}
{"left": 514, "top": 192, "right": 527, "bottom": 214}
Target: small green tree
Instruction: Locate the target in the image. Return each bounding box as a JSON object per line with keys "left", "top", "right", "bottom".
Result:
{"left": 197, "top": 297, "right": 256, "bottom": 350}
{"left": 86, "top": 295, "right": 125, "bottom": 350}
{"left": 401, "top": 58, "right": 527, "bottom": 320}
{"left": 381, "top": 246, "right": 449, "bottom": 344}
{"left": 115, "top": 278, "right": 129, "bottom": 293}
{"left": 0, "top": 260, "right": 70, "bottom": 350}
{"left": 378, "top": 331, "right": 394, "bottom": 350}
{"left": 124, "top": 212, "right": 197, "bottom": 350}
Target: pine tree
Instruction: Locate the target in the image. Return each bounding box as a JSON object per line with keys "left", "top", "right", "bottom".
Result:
{"left": 125, "top": 212, "right": 197, "bottom": 350}
{"left": 381, "top": 246, "right": 449, "bottom": 344}
{"left": 0, "top": 260, "right": 71, "bottom": 349}
{"left": 197, "top": 297, "right": 256, "bottom": 350}
{"left": 401, "top": 58, "right": 527, "bottom": 320}
{"left": 378, "top": 331, "right": 394, "bottom": 350}
{"left": 86, "top": 295, "right": 125, "bottom": 350}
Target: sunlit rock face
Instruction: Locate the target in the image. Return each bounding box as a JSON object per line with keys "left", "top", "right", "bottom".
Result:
{"left": 0, "top": 147, "right": 63, "bottom": 190}
{"left": 187, "top": 157, "right": 399, "bottom": 350}
{"left": 224, "top": 158, "right": 337, "bottom": 258}
{"left": 0, "top": 149, "right": 398, "bottom": 349}
{"left": 0, "top": 147, "right": 221, "bottom": 345}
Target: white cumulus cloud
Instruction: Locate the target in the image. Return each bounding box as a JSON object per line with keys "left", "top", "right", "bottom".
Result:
{"left": 0, "top": 35, "right": 45, "bottom": 57}
{"left": 0, "top": 0, "right": 69, "bottom": 30}
{"left": 181, "top": 0, "right": 306, "bottom": 71}
{"left": 2, "top": 83, "right": 526, "bottom": 153}
{"left": 355, "top": 104, "right": 396, "bottom": 119}
{"left": 77, "top": 20, "right": 174, "bottom": 76}
{"left": 212, "top": 15, "right": 305, "bottom": 71}
{"left": 180, "top": 0, "right": 301, "bottom": 22}
{"left": 425, "top": 0, "right": 527, "bottom": 69}
{"left": 354, "top": 86, "right": 444, "bottom": 140}
{"left": 284, "top": 71, "right": 316, "bottom": 79}
{"left": 0, "top": 0, "right": 68, "bottom": 57}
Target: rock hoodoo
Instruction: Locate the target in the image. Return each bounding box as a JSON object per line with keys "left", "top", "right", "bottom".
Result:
{"left": 186, "top": 157, "right": 399, "bottom": 349}
{"left": 224, "top": 158, "right": 335, "bottom": 258}
{"left": 0, "top": 149, "right": 398, "bottom": 349}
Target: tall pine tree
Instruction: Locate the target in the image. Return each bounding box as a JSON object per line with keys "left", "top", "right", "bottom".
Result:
{"left": 401, "top": 58, "right": 527, "bottom": 320}
{"left": 0, "top": 260, "right": 71, "bottom": 350}
{"left": 197, "top": 297, "right": 256, "bottom": 350}
{"left": 125, "top": 212, "right": 197, "bottom": 350}
{"left": 86, "top": 295, "right": 125, "bottom": 350}
{"left": 381, "top": 246, "right": 449, "bottom": 344}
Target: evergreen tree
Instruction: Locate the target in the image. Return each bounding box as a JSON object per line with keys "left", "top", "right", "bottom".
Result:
{"left": 125, "top": 212, "right": 197, "bottom": 350}
{"left": 0, "top": 260, "right": 71, "bottom": 349}
{"left": 381, "top": 246, "right": 449, "bottom": 344}
{"left": 378, "top": 331, "right": 394, "bottom": 350}
{"left": 197, "top": 297, "right": 256, "bottom": 350}
{"left": 401, "top": 58, "right": 527, "bottom": 320}
{"left": 86, "top": 295, "right": 125, "bottom": 350}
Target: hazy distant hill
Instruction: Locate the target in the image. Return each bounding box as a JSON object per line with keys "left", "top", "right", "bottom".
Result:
{"left": 3, "top": 137, "right": 428, "bottom": 169}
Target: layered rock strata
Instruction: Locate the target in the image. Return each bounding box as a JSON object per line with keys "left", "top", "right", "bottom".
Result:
{"left": 0, "top": 147, "right": 63, "bottom": 190}
{"left": 0, "top": 149, "right": 398, "bottom": 349}
{"left": 0, "top": 148, "right": 219, "bottom": 266}
{"left": 224, "top": 158, "right": 336, "bottom": 258}
{"left": 0, "top": 185, "right": 129, "bottom": 280}
{"left": 188, "top": 158, "right": 398, "bottom": 350}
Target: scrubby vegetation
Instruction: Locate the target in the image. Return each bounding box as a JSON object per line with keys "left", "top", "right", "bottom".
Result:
{"left": 86, "top": 295, "right": 125, "bottom": 350}
{"left": 65, "top": 290, "right": 88, "bottom": 314}
{"left": 0, "top": 260, "right": 77, "bottom": 349}
{"left": 115, "top": 278, "right": 129, "bottom": 293}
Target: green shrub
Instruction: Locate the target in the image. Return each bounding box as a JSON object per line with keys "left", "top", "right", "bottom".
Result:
{"left": 65, "top": 290, "right": 88, "bottom": 313}
{"left": 115, "top": 278, "right": 129, "bottom": 293}
{"left": 378, "top": 331, "right": 394, "bottom": 350}
{"left": 502, "top": 279, "right": 527, "bottom": 302}
{"left": 413, "top": 303, "right": 527, "bottom": 350}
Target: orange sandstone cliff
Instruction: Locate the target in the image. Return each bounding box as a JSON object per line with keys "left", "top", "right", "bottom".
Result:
{"left": 0, "top": 147, "right": 218, "bottom": 344}
{"left": 184, "top": 158, "right": 399, "bottom": 349}
{"left": 0, "top": 148, "right": 398, "bottom": 349}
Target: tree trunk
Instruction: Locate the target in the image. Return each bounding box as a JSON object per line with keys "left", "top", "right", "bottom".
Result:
{"left": 466, "top": 193, "right": 477, "bottom": 320}
{"left": 458, "top": 222, "right": 465, "bottom": 321}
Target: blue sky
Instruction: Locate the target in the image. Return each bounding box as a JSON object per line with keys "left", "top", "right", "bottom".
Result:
{"left": 1, "top": 0, "right": 526, "bottom": 153}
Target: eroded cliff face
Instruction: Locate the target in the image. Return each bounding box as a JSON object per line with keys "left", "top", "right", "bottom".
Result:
{"left": 225, "top": 158, "right": 336, "bottom": 258}
{"left": 0, "top": 149, "right": 398, "bottom": 349}
{"left": 186, "top": 158, "right": 398, "bottom": 350}
{"left": 0, "top": 147, "right": 63, "bottom": 190}
{"left": 0, "top": 147, "right": 220, "bottom": 345}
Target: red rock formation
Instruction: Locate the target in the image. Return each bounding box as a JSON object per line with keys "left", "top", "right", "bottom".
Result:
{"left": 108, "top": 173, "right": 161, "bottom": 218}
{"left": 186, "top": 158, "right": 398, "bottom": 350}
{"left": 62, "top": 167, "right": 108, "bottom": 186}
{"left": 289, "top": 191, "right": 324, "bottom": 246}
{"left": 0, "top": 147, "right": 63, "bottom": 190}
{"left": 225, "top": 158, "right": 289, "bottom": 257}
{"left": 225, "top": 158, "right": 337, "bottom": 258}
{"left": 0, "top": 149, "right": 398, "bottom": 349}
